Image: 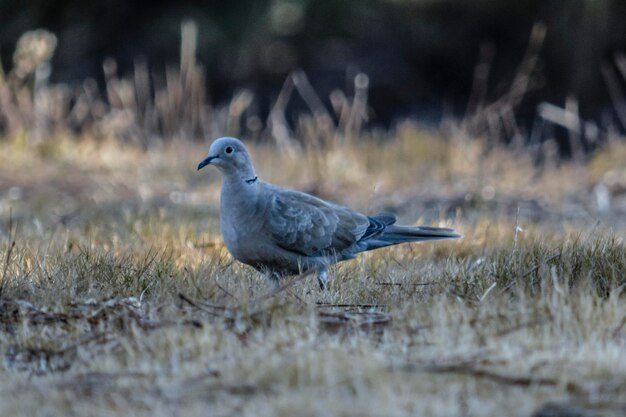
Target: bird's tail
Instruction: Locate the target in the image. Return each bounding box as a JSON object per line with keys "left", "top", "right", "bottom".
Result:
{"left": 361, "top": 224, "right": 462, "bottom": 251}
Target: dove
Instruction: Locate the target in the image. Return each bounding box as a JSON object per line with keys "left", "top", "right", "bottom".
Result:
{"left": 197, "top": 137, "right": 461, "bottom": 289}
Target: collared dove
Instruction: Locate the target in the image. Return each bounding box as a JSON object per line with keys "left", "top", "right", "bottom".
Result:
{"left": 198, "top": 137, "right": 461, "bottom": 289}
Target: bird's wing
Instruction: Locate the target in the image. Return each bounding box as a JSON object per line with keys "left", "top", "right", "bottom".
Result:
{"left": 266, "top": 187, "right": 370, "bottom": 257}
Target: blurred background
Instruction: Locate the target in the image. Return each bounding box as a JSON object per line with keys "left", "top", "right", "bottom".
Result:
{"left": 2, "top": 0, "right": 626, "bottom": 152}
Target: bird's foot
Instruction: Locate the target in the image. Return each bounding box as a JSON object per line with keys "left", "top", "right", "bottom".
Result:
{"left": 317, "top": 269, "right": 329, "bottom": 291}
{"left": 267, "top": 271, "right": 282, "bottom": 289}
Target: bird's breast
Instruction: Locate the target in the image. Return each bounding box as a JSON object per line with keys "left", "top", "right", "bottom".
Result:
{"left": 219, "top": 190, "right": 267, "bottom": 264}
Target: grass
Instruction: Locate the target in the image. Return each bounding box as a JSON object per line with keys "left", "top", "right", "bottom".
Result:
{"left": 0, "top": 130, "right": 625, "bottom": 417}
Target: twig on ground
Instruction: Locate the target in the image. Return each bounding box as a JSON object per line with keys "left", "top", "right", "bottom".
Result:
{"left": 375, "top": 282, "right": 437, "bottom": 286}
{"left": 178, "top": 293, "right": 225, "bottom": 317}
{"left": 315, "top": 303, "right": 386, "bottom": 309}
{"left": 318, "top": 310, "right": 392, "bottom": 329}
{"left": 214, "top": 278, "right": 236, "bottom": 300}
{"left": 479, "top": 282, "right": 497, "bottom": 303}
{"left": 398, "top": 362, "right": 568, "bottom": 389}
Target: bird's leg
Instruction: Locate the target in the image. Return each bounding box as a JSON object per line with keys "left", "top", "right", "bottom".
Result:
{"left": 317, "top": 268, "right": 329, "bottom": 291}
{"left": 267, "top": 271, "right": 282, "bottom": 289}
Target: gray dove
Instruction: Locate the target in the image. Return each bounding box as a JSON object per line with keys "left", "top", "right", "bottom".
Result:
{"left": 197, "top": 137, "right": 461, "bottom": 289}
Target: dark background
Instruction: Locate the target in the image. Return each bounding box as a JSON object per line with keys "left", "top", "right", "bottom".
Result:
{"left": 1, "top": 0, "right": 625, "bottom": 126}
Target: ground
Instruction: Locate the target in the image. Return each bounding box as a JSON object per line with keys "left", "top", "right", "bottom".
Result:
{"left": 0, "top": 129, "right": 625, "bottom": 417}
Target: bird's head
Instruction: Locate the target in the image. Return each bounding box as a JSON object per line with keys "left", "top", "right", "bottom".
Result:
{"left": 197, "top": 137, "right": 256, "bottom": 180}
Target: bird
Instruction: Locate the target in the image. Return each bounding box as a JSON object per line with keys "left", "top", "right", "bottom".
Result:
{"left": 197, "top": 137, "right": 461, "bottom": 289}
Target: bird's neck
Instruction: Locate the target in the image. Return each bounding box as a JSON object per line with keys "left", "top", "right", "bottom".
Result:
{"left": 221, "top": 171, "right": 260, "bottom": 199}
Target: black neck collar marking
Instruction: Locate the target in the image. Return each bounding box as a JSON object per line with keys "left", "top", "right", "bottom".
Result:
{"left": 245, "top": 176, "right": 258, "bottom": 184}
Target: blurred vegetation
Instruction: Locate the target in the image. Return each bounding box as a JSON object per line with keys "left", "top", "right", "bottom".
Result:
{"left": 2, "top": 0, "right": 626, "bottom": 145}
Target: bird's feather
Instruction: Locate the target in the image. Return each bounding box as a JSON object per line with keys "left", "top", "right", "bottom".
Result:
{"left": 266, "top": 187, "right": 369, "bottom": 257}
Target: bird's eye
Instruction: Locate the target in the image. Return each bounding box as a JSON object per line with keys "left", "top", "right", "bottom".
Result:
{"left": 225, "top": 146, "right": 234, "bottom": 154}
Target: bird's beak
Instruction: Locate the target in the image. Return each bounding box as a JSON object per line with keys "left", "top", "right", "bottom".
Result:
{"left": 197, "top": 155, "right": 218, "bottom": 171}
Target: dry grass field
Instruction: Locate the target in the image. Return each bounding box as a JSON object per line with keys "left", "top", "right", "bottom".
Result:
{"left": 0, "top": 128, "right": 625, "bottom": 417}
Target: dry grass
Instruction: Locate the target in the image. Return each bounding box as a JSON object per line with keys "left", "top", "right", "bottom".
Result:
{"left": 1, "top": 131, "right": 625, "bottom": 417}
